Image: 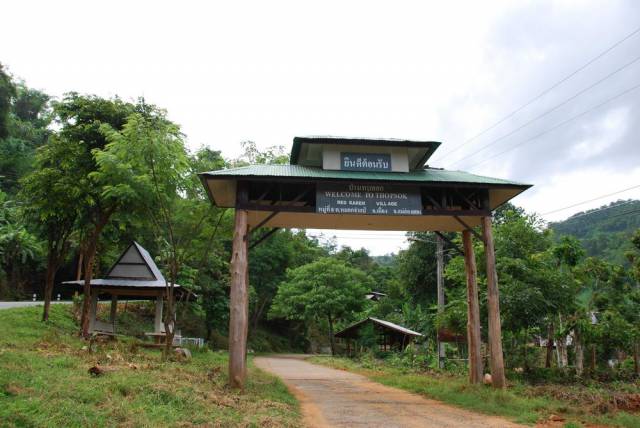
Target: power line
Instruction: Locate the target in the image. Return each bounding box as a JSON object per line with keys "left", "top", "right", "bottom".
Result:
{"left": 448, "top": 54, "right": 640, "bottom": 167}
{"left": 550, "top": 199, "right": 640, "bottom": 223}
{"left": 307, "top": 235, "right": 409, "bottom": 240}
{"left": 542, "top": 185, "right": 640, "bottom": 215}
{"left": 465, "top": 81, "right": 640, "bottom": 169}
{"left": 433, "top": 25, "right": 640, "bottom": 163}
{"left": 606, "top": 208, "right": 640, "bottom": 220}
{"left": 306, "top": 232, "right": 409, "bottom": 238}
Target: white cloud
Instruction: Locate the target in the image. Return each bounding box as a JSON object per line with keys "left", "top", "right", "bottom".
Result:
{"left": 2, "top": 0, "right": 638, "bottom": 255}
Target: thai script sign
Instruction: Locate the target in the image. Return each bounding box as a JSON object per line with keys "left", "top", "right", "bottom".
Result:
{"left": 316, "top": 183, "right": 422, "bottom": 215}
{"left": 340, "top": 152, "right": 392, "bottom": 172}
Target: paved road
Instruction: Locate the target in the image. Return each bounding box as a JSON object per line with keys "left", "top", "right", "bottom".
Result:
{"left": 0, "top": 301, "right": 72, "bottom": 310}
{"left": 254, "top": 355, "right": 525, "bottom": 428}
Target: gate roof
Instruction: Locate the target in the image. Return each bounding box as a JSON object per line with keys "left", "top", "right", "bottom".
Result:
{"left": 198, "top": 137, "right": 531, "bottom": 232}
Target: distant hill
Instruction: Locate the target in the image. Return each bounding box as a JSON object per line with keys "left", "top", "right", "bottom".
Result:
{"left": 550, "top": 199, "right": 640, "bottom": 265}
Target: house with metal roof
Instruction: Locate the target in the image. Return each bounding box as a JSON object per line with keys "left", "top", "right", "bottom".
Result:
{"left": 335, "top": 317, "right": 423, "bottom": 354}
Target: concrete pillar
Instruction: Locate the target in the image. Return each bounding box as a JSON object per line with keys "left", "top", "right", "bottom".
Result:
{"left": 154, "top": 295, "right": 163, "bottom": 333}
{"left": 89, "top": 291, "right": 98, "bottom": 333}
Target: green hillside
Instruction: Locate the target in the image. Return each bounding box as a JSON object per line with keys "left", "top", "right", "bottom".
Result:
{"left": 550, "top": 199, "right": 640, "bottom": 265}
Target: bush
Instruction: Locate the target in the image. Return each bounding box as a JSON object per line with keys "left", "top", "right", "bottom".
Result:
{"left": 208, "top": 331, "right": 229, "bottom": 351}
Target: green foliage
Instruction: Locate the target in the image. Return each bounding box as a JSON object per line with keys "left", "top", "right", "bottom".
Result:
{"left": 270, "top": 258, "right": 371, "bottom": 323}
{"left": 231, "top": 140, "right": 289, "bottom": 166}
{"left": 0, "top": 76, "right": 51, "bottom": 194}
{"left": 552, "top": 199, "right": 640, "bottom": 265}
{"left": 270, "top": 257, "right": 372, "bottom": 353}
{"left": 0, "top": 190, "right": 41, "bottom": 298}
{"left": 0, "top": 62, "right": 15, "bottom": 140}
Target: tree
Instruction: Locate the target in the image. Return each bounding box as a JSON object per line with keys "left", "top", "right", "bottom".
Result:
{"left": 230, "top": 140, "right": 289, "bottom": 167}
{"left": 21, "top": 134, "right": 81, "bottom": 320}
{"left": 0, "top": 63, "right": 15, "bottom": 140}
{"left": 0, "top": 190, "right": 40, "bottom": 298}
{"left": 96, "top": 110, "right": 195, "bottom": 356}
{"left": 51, "top": 93, "right": 137, "bottom": 335}
{"left": 269, "top": 258, "right": 372, "bottom": 355}
{"left": 396, "top": 232, "right": 441, "bottom": 305}
{"left": 1, "top": 83, "right": 51, "bottom": 194}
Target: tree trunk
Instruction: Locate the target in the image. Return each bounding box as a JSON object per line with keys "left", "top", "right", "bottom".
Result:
{"left": 575, "top": 331, "right": 584, "bottom": 377}
{"left": 76, "top": 251, "right": 83, "bottom": 281}
{"left": 328, "top": 314, "right": 336, "bottom": 356}
{"left": 545, "top": 322, "right": 554, "bottom": 368}
{"left": 251, "top": 298, "right": 268, "bottom": 333}
{"left": 80, "top": 244, "right": 97, "bottom": 337}
{"left": 481, "top": 217, "right": 506, "bottom": 388}
{"left": 462, "top": 230, "right": 483, "bottom": 383}
{"left": 590, "top": 345, "right": 597, "bottom": 372}
{"left": 556, "top": 314, "right": 568, "bottom": 368}
{"left": 634, "top": 342, "right": 639, "bottom": 376}
{"left": 556, "top": 337, "right": 567, "bottom": 368}
{"left": 41, "top": 255, "right": 57, "bottom": 322}
{"left": 228, "top": 205, "right": 249, "bottom": 389}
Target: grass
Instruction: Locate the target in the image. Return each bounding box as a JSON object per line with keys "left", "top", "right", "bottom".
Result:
{"left": 308, "top": 356, "right": 640, "bottom": 427}
{"left": 0, "top": 305, "right": 301, "bottom": 427}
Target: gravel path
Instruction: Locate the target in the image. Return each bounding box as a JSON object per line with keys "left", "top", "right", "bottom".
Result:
{"left": 254, "top": 355, "right": 525, "bottom": 428}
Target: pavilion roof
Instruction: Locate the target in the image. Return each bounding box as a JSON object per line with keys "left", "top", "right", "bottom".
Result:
{"left": 62, "top": 242, "right": 183, "bottom": 293}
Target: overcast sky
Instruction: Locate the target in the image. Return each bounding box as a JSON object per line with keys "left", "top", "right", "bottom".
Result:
{"left": 2, "top": 0, "right": 639, "bottom": 255}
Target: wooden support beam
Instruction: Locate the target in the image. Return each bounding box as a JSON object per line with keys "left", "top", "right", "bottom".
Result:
{"left": 243, "top": 235, "right": 249, "bottom": 367}
{"left": 249, "top": 227, "right": 280, "bottom": 250}
{"left": 249, "top": 211, "right": 280, "bottom": 234}
{"left": 454, "top": 189, "right": 480, "bottom": 210}
{"left": 454, "top": 216, "right": 484, "bottom": 242}
{"left": 110, "top": 295, "right": 118, "bottom": 333}
{"left": 228, "top": 198, "right": 250, "bottom": 389}
{"left": 481, "top": 216, "right": 506, "bottom": 388}
{"left": 462, "top": 230, "right": 483, "bottom": 384}
{"left": 436, "top": 234, "right": 445, "bottom": 369}
{"left": 433, "top": 231, "right": 464, "bottom": 256}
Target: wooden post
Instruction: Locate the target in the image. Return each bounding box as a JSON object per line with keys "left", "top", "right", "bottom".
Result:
{"left": 110, "top": 294, "right": 118, "bottom": 333}
{"left": 462, "top": 230, "right": 483, "bottom": 384}
{"left": 436, "top": 234, "right": 446, "bottom": 369}
{"left": 243, "top": 232, "right": 249, "bottom": 366}
{"left": 228, "top": 182, "right": 250, "bottom": 389}
{"left": 481, "top": 216, "right": 506, "bottom": 388}
{"left": 154, "top": 295, "right": 163, "bottom": 333}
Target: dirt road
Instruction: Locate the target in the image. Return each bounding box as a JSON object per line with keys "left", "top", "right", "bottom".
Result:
{"left": 254, "top": 355, "right": 525, "bottom": 428}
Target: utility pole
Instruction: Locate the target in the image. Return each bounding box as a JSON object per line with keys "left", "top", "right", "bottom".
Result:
{"left": 436, "top": 234, "right": 445, "bottom": 369}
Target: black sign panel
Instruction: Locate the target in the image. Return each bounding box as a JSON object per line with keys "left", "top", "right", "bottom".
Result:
{"left": 341, "top": 152, "right": 392, "bottom": 172}
{"left": 316, "top": 183, "right": 422, "bottom": 216}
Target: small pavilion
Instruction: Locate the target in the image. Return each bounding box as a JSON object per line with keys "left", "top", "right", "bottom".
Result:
{"left": 199, "top": 136, "right": 531, "bottom": 389}
{"left": 335, "top": 317, "right": 423, "bottom": 354}
{"left": 62, "top": 242, "right": 188, "bottom": 336}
